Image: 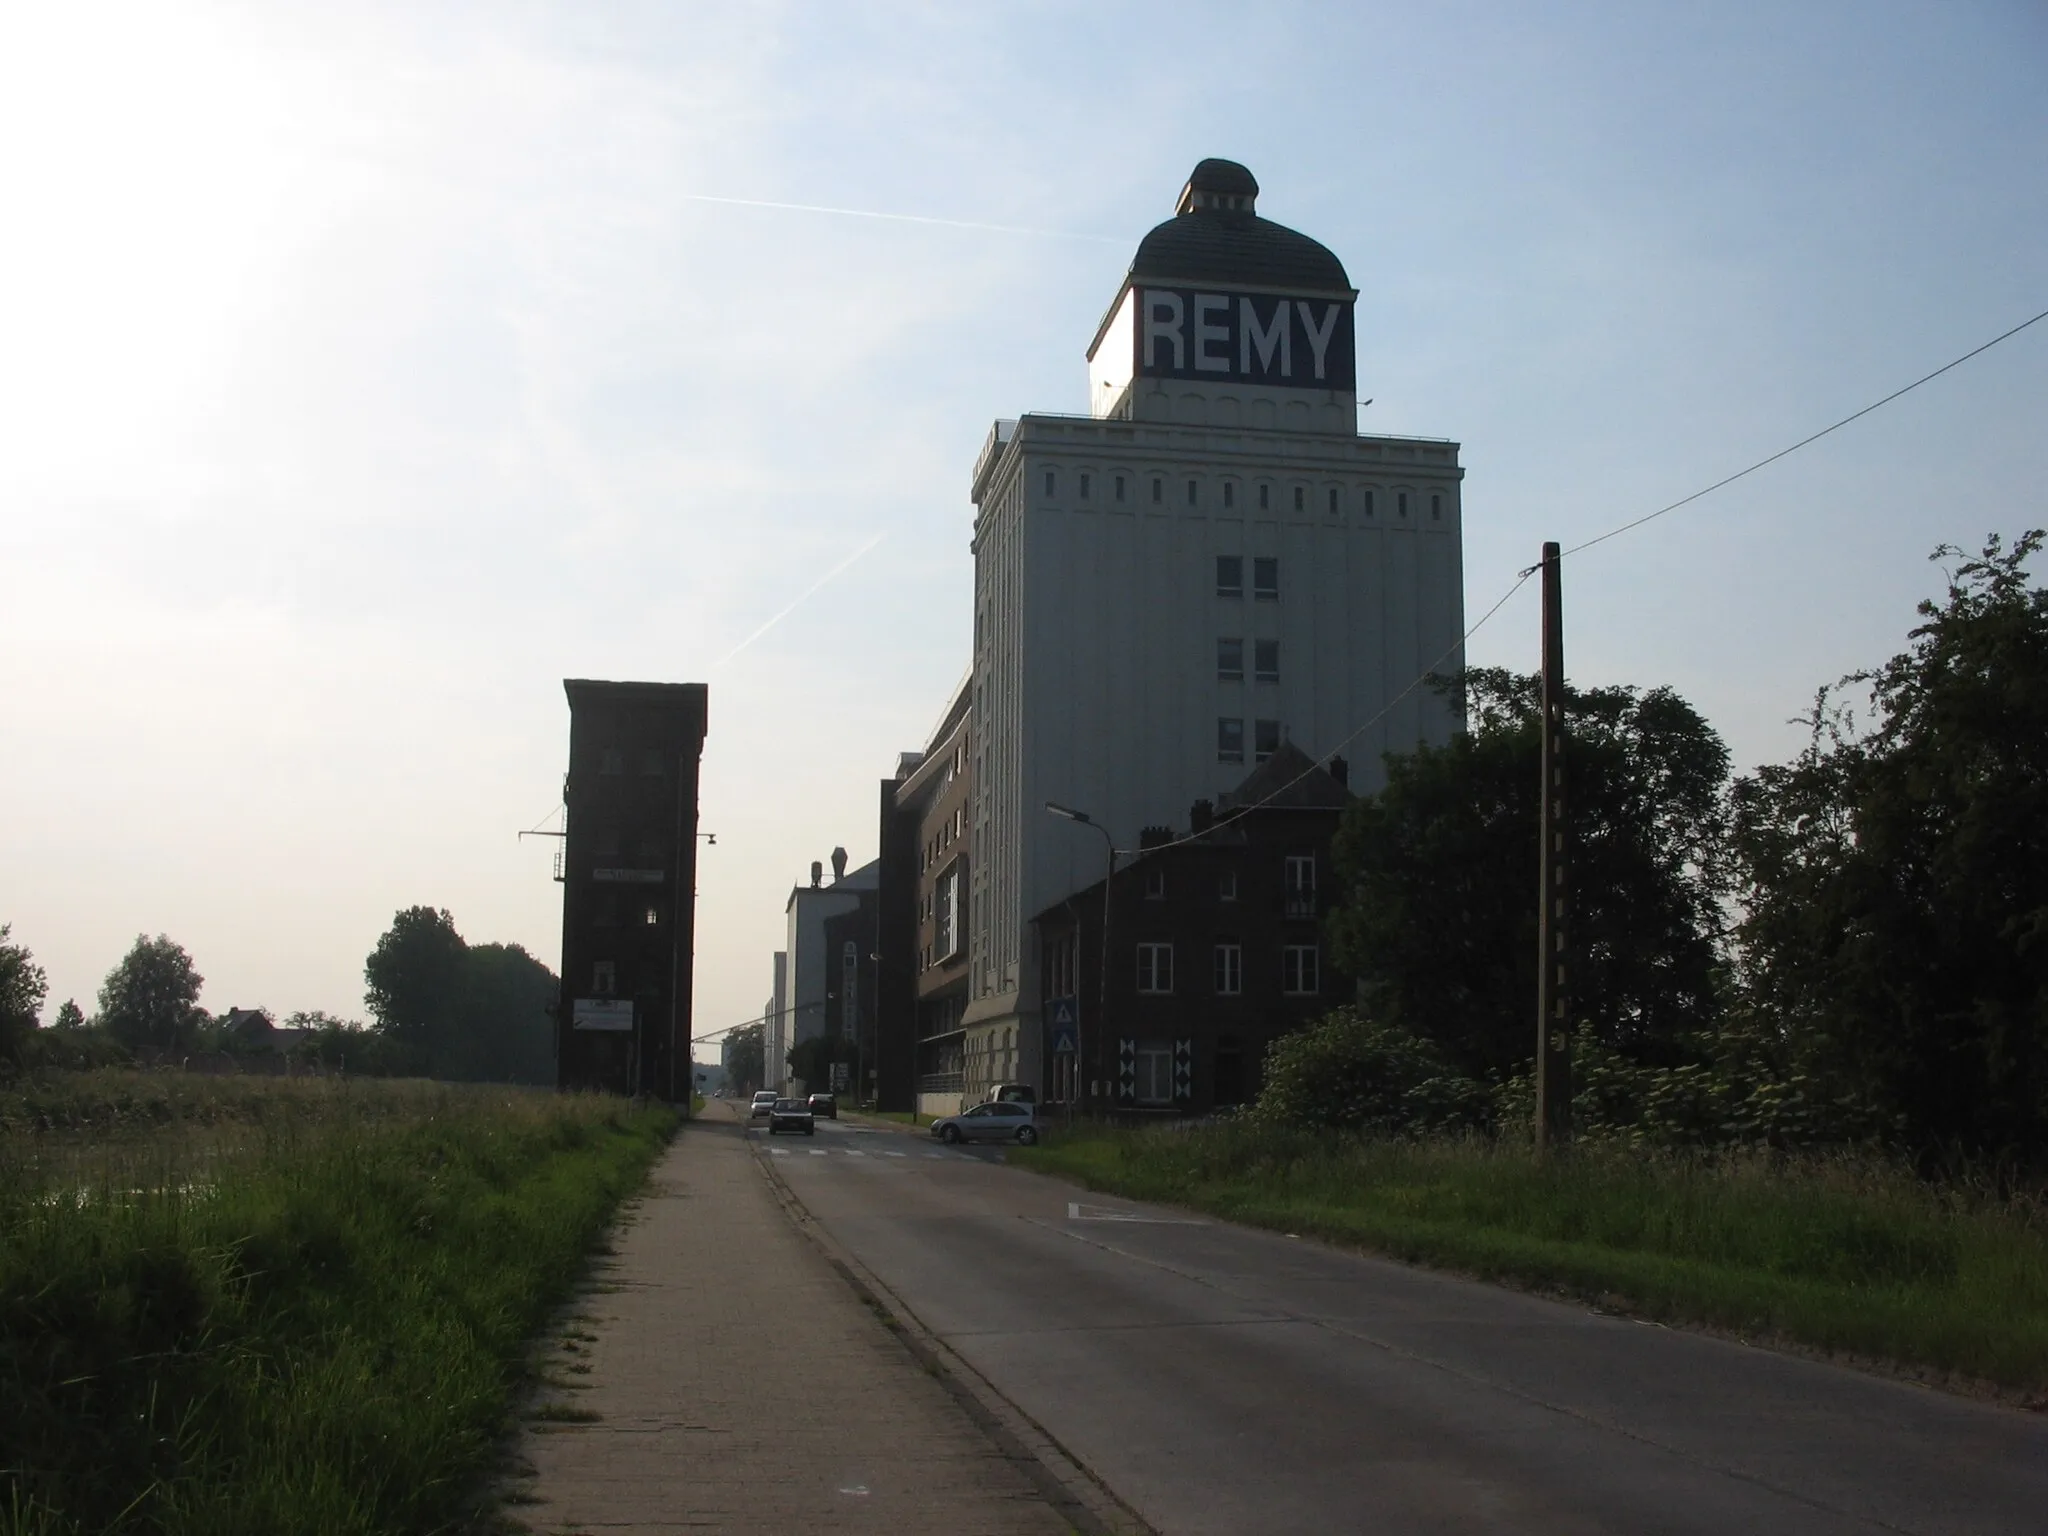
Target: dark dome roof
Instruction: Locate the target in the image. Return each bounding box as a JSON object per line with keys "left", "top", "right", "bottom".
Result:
{"left": 1129, "top": 160, "right": 1350, "bottom": 292}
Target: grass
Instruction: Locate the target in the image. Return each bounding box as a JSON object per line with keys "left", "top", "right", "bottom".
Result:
{"left": 852, "top": 1109, "right": 936, "bottom": 1127}
{"left": 1014, "top": 1121, "right": 2048, "bottom": 1393}
{"left": 0, "top": 1070, "right": 676, "bottom": 1535}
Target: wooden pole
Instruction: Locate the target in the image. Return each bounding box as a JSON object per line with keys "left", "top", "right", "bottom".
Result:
{"left": 1536, "top": 541, "right": 1572, "bottom": 1153}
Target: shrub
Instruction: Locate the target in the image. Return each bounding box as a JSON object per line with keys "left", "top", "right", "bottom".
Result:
{"left": 1249, "top": 1007, "right": 1490, "bottom": 1134}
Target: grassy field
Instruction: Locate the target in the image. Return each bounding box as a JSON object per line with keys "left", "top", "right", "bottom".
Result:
{"left": 1015, "top": 1122, "right": 2048, "bottom": 1394}
{"left": 0, "top": 1070, "right": 676, "bottom": 1535}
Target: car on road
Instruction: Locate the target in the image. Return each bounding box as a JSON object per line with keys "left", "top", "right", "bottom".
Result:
{"left": 930, "top": 1101, "right": 1038, "bottom": 1146}
{"left": 806, "top": 1092, "right": 837, "bottom": 1119}
{"left": 767, "top": 1097, "right": 816, "bottom": 1136}
{"left": 749, "top": 1090, "right": 777, "bottom": 1122}
{"left": 986, "top": 1083, "right": 1036, "bottom": 1106}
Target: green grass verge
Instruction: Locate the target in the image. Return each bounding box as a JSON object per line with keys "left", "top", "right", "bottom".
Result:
{"left": 1, "top": 1071, "right": 677, "bottom": 1535}
{"left": 1013, "top": 1122, "right": 2048, "bottom": 1391}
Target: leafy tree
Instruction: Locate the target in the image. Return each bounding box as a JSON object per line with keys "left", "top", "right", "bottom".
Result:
{"left": 1731, "top": 531, "right": 2048, "bottom": 1155}
{"left": 1248, "top": 1008, "right": 1487, "bottom": 1133}
{"left": 450, "top": 943, "right": 557, "bottom": 1084}
{"left": 786, "top": 1032, "right": 856, "bottom": 1094}
{"left": 1327, "top": 669, "right": 1730, "bottom": 1081}
{"left": 361, "top": 910, "right": 559, "bottom": 1083}
{"left": 97, "top": 935, "right": 207, "bottom": 1055}
{"left": 51, "top": 999, "right": 86, "bottom": 1031}
{"left": 1, "top": 924, "right": 49, "bottom": 1063}
{"left": 724, "top": 1022, "right": 764, "bottom": 1093}
{"left": 364, "top": 906, "right": 468, "bottom": 1071}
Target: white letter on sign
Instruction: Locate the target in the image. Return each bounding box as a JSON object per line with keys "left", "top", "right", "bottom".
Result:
{"left": 1143, "top": 291, "right": 1185, "bottom": 371}
{"left": 1240, "top": 296, "right": 1290, "bottom": 377}
{"left": 1296, "top": 300, "right": 1341, "bottom": 381}
{"left": 1193, "top": 293, "right": 1230, "bottom": 372}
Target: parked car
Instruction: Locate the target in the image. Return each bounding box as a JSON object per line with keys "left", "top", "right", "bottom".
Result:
{"left": 768, "top": 1098, "right": 816, "bottom": 1136}
{"left": 930, "top": 1102, "right": 1038, "bottom": 1146}
{"left": 807, "top": 1092, "right": 837, "bottom": 1119}
{"left": 986, "top": 1083, "right": 1037, "bottom": 1106}
{"left": 749, "top": 1090, "right": 777, "bottom": 1121}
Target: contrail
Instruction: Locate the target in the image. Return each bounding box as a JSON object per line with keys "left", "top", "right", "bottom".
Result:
{"left": 714, "top": 531, "right": 889, "bottom": 667}
{"left": 685, "top": 193, "right": 1124, "bottom": 245}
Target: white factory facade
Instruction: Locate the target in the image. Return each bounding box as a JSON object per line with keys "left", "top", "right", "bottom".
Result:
{"left": 955, "top": 158, "right": 1468, "bottom": 1101}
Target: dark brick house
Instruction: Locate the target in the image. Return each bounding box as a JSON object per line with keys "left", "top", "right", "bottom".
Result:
{"left": 1032, "top": 743, "right": 1350, "bottom": 1115}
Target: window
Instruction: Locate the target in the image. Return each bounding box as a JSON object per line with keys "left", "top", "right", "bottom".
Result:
{"left": 1218, "top": 870, "right": 1238, "bottom": 902}
{"left": 1254, "top": 718, "right": 1281, "bottom": 762}
{"left": 640, "top": 749, "right": 665, "bottom": 776}
{"left": 1254, "top": 639, "right": 1279, "bottom": 683}
{"left": 1283, "top": 944, "right": 1320, "bottom": 995}
{"left": 1136, "top": 943, "right": 1174, "bottom": 994}
{"left": 1214, "top": 943, "right": 1242, "bottom": 995}
{"left": 1293, "top": 485, "right": 1304, "bottom": 511}
{"left": 1398, "top": 491, "right": 1409, "bottom": 518}
{"left": 599, "top": 748, "right": 624, "bottom": 776}
{"left": 1044, "top": 469, "right": 1055, "bottom": 496}
{"left": 1186, "top": 478, "right": 1199, "bottom": 506}
{"left": 1364, "top": 489, "right": 1376, "bottom": 517}
{"left": 1144, "top": 869, "right": 1166, "bottom": 900}
{"left": 1223, "top": 481, "right": 1235, "bottom": 508}
{"left": 592, "top": 960, "right": 616, "bottom": 995}
{"left": 1216, "top": 637, "right": 1244, "bottom": 680}
{"left": 1285, "top": 855, "right": 1317, "bottom": 917}
{"left": 1253, "top": 557, "right": 1279, "bottom": 599}
{"left": 1115, "top": 474, "right": 1127, "bottom": 502}
{"left": 1215, "top": 556, "right": 1243, "bottom": 597}
{"left": 1432, "top": 492, "right": 1443, "bottom": 520}
{"left": 643, "top": 906, "right": 660, "bottom": 926}
{"left": 1217, "top": 717, "right": 1245, "bottom": 762}
{"left": 1134, "top": 1041, "right": 1175, "bottom": 1103}
{"left": 1152, "top": 476, "right": 1163, "bottom": 503}
{"left": 1327, "top": 486, "right": 1339, "bottom": 514}
{"left": 1258, "top": 483, "right": 1270, "bottom": 510}
{"left": 936, "top": 865, "right": 962, "bottom": 960}
{"left": 1079, "top": 472, "right": 1091, "bottom": 499}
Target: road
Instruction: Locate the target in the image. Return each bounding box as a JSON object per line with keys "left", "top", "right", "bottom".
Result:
{"left": 752, "top": 1113, "right": 2048, "bottom": 1535}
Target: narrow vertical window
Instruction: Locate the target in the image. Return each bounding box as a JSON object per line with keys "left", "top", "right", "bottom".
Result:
{"left": 1254, "top": 719, "right": 1281, "bottom": 762}
{"left": 1282, "top": 944, "right": 1320, "bottom": 995}
{"left": 1293, "top": 486, "right": 1304, "bottom": 511}
{"left": 1398, "top": 491, "right": 1409, "bottom": 518}
{"left": 1215, "top": 556, "right": 1244, "bottom": 597}
{"left": 1187, "top": 478, "right": 1199, "bottom": 506}
{"left": 1216, "top": 637, "right": 1244, "bottom": 680}
{"left": 1214, "top": 943, "right": 1242, "bottom": 995}
{"left": 1079, "top": 472, "right": 1091, "bottom": 500}
{"left": 1044, "top": 470, "right": 1055, "bottom": 496}
{"left": 1327, "top": 486, "right": 1339, "bottom": 514}
{"left": 1152, "top": 476, "right": 1163, "bottom": 503}
{"left": 1254, "top": 639, "right": 1279, "bottom": 683}
{"left": 1218, "top": 870, "right": 1239, "bottom": 902}
{"left": 1252, "top": 557, "right": 1279, "bottom": 599}
{"left": 1223, "top": 481, "right": 1235, "bottom": 508}
{"left": 1217, "top": 717, "right": 1245, "bottom": 762}
{"left": 1364, "top": 490, "right": 1376, "bottom": 517}
{"left": 1431, "top": 492, "right": 1443, "bottom": 520}
{"left": 1116, "top": 474, "right": 1127, "bottom": 502}
{"left": 1258, "top": 483, "right": 1270, "bottom": 510}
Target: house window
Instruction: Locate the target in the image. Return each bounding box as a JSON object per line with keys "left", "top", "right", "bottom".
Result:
{"left": 1293, "top": 485, "right": 1304, "bottom": 511}
{"left": 599, "top": 748, "right": 624, "bottom": 776}
{"left": 1254, "top": 719, "right": 1281, "bottom": 762}
{"left": 592, "top": 960, "right": 616, "bottom": 995}
{"left": 1044, "top": 470, "right": 1055, "bottom": 496}
{"left": 1218, "top": 870, "right": 1238, "bottom": 902}
{"left": 1253, "top": 557, "right": 1279, "bottom": 599}
{"left": 1217, "top": 637, "right": 1244, "bottom": 680}
{"left": 1134, "top": 1041, "right": 1175, "bottom": 1103}
{"left": 1144, "top": 869, "right": 1166, "bottom": 900}
{"left": 1399, "top": 491, "right": 1409, "bottom": 518}
{"left": 1258, "top": 483, "right": 1270, "bottom": 510}
{"left": 1223, "top": 482, "right": 1235, "bottom": 508}
{"left": 1079, "top": 472, "right": 1091, "bottom": 499}
{"left": 1327, "top": 486, "right": 1339, "bottom": 513}
{"left": 1283, "top": 944, "right": 1320, "bottom": 995}
{"left": 1254, "top": 639, "right": 1279, "bottom": 683}
{"left": 1216, "top": 556, "right": 1243, "bottom": 598}
{"left": 643, "top": 905, "right": 660, "bottom": 926}
{"left": 1152, "top": 476, "right": 1163, "bottom": 503}
{"left": 936, "top": 865, "right": 962, "bottom": 960}
{"left": 1285, "top": 855, "right": 1317, "bottom": 917}
{"left": 1217, "top": 717, "right": 1245, "bottom": 762}
{"left": 1214, "top": 943, "right": 1242, "bottom": 995}
{"left": 1432, "top": 492, "right": 1443, "bottom": 520}
{"left": 1187, "top": 479, "right": 1199, "bottom": 506}
{"left": 1364, "top": 489, "right": 1376, "bottom": 517}
{"left": 1116, "top": 474, "right": 1127, "bottom": 502}
{"left": 1136, "top": 943, "right": 1174, "bottom": 994}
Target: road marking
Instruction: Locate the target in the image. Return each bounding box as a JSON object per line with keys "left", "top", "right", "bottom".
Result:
{"left": 1066, "top": 1201, "right": 1207, "bottom": 1226}
{"left": 882, "top": 1150, "right": 907, "bottom": 1158}
{"left": 808, "top": 1149, "right": 827, "bottom": 1156}
{"left": 769, "top": 1148, "right": 789, "bottom": 1157}
{"left": 843, "top": 1150, "right": 866, "bottom": 1158}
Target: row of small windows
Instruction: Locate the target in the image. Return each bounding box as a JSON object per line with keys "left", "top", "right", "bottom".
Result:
{"left": 1218, "top": 717, "right": 1283, "bottom": 763}
{"left": 1139, "top": 856, "right": 1315, "bottom": 904}
{"left": 921, "top": 807, "right": 964, "bottom": 872}
{"left": 1217, "top": 637, "right": 1279, "bottom": 683}
{"left": 1044, "top": 470, "right": 1444, "bottom": 521}
{"left": 1135, "top": 941, "right": 1320, "bottom": 996}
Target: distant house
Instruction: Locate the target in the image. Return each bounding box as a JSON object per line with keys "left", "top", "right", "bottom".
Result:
{"left": 221, "top": 1008, "right": 311, "bottom": 1054}
{"left": 1031, "top": 743, "right": 1352, "bottom": 1115}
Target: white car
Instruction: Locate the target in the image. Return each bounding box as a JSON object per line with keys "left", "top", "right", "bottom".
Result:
{"left": 930, "top": 1102, "right": 1038, "bottom": 1146}
{"left": 748, "top": 1090, "right": 777, "bottom": 1122}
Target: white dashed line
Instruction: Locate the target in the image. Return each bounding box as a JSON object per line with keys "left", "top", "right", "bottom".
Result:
{"left": 769, "top": 1148, "right": 789, "bottom": 1157}
{"left": 808, "top": 1149, "right": 827, "bottom": 1156}
{"left": 843, "top": 1150, "right": 866, "bottom": 1158}
{"left": 883, "top": 1151, "right": 907, "bottom": 1158}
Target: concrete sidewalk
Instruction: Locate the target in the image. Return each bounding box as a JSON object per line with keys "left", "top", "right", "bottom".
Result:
{"left": 509, "top": 1105, "right": 1073, "bottom": 1535}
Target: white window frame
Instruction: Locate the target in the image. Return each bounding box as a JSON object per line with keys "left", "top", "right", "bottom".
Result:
{"left": 1136, "top": 943, "right": 1174, "bottom": 994}
{"left": 1214, "top": 943, "right": 1242, "bottom": 995}
{"left": 1134, "top": 1041, "right": 1175, "bottom": 1104}
{"left": 1218, "top": 870, "right": 1238, "bottom": 902}
{"left": 1283, "top": 944, "right": 1319, "bottom": 995}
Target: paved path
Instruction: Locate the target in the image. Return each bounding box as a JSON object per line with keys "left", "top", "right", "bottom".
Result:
{"left": 509, "top": 1107, "right": 1073, "bottom": 1535}
{"left": 781, "top": 1114, "right": 2048, "bottom": 1536}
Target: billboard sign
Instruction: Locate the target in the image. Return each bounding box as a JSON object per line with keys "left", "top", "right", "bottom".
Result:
{"left": 1132, "top": 288, "right": 1355, "bottom": 391}
{"left": 572, "top": 998, "right": 635, "bottom": 1031}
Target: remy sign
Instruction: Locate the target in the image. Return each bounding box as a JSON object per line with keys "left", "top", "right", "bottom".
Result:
{"left": 572, "top": 998, "right": 634, "bottom": 1032}
{"left": 1135, "top": 288, "right": 1355, "bottom": 391}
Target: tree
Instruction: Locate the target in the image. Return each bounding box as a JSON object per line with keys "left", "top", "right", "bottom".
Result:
{"left": 1248, "top": 1008, "right": 1487, "bottom": 1133}
{"left": 786, "top": 1032, "right": 857, "bottom": 1094}
{"left": 51, "top": 999, "right": 86, "bottom": 1031}
{"left": 724, "top": 1023, "right": 764, "bottom": 1093}
{"left": 1327, "top": 669, "right": 1730, "bottom": 1081}
{"left": 1, "top": 924, "right": 49, "bottom": 1063}
{"left": 363, "top": 906, "right": 468, "bottom": 1071}
{"left": 1732, "top": 531, "right": 2048, "bottom": 1154}
{"left": 98, "top": 935, "right": 206, "bottom": 1055}
{"left": 361, "top": 910, "right": 560, "bottom": 1083}
{"left": 451, "top": 943, "right": 557, "bottom": 1084}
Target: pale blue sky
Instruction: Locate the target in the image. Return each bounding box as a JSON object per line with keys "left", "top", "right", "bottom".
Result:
{"left": 2, "top": 1, "right": 2044, "bottom": 1040}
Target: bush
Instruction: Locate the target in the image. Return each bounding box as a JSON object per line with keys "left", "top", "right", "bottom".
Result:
{"left": 1249, "top": 1007, "right": 1490, "bottom": 1134}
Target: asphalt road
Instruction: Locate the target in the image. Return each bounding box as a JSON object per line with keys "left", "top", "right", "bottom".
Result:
{"left": 754, "top": 1114, "right": 2048, "bottom": 1536}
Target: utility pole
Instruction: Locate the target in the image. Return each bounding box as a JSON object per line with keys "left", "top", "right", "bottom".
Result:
{"left": 1535, "top": 541, "right": 1572, "bottom": 1154}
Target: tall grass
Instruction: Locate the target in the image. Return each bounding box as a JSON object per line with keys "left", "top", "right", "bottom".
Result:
{"left": 1017, "top": 1123, "right": 2048, "bottom": 1391}
{"left": 0, "top": 1071, "right": 675, "bottom": 1535}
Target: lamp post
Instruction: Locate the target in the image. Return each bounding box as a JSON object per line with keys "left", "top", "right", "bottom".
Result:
{"left": 1045, "top": 802, "right": 1115, "bottom": 1120}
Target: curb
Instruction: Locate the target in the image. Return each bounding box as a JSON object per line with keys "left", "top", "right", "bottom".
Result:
{"left": 745, "top": 1128, "right": 1156, "bottom": 1536}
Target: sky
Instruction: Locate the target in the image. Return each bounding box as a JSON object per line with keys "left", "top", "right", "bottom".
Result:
{"left": 2, "top": 0, "right": 2044, "bottom": 1043}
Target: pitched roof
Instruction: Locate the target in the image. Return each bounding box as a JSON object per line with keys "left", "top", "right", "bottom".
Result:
{"left": 1219, "top": 741, "right": 1352, "bottom": 812}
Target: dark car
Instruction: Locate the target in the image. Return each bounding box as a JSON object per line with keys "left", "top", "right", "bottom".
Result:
{"left": 806, "top": 1092, "right": 837, "bottom": 1119}
{"left": 767, "top": 1098, "right": 815, "bottom": 1136}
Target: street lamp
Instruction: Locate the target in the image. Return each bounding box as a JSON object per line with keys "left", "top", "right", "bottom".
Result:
{"left": 1045, "top": 801, "right": 1115, "bottom": 1119}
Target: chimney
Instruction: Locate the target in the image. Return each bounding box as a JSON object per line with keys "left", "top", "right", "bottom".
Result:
{"left": 1328, "top": 755, "right": 1349, "bottom": 788}
{"left": 810, "top": 860, "right": 823, "bottom": 888}
{"left": 830, "top": 846, "right": 848, "bottom": 882}
{"left": 1189, "top": 798, "right": 1214, "bottom": 834}
{"left": 1139, "top": 825, "right": 1172, "bottom": 850}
